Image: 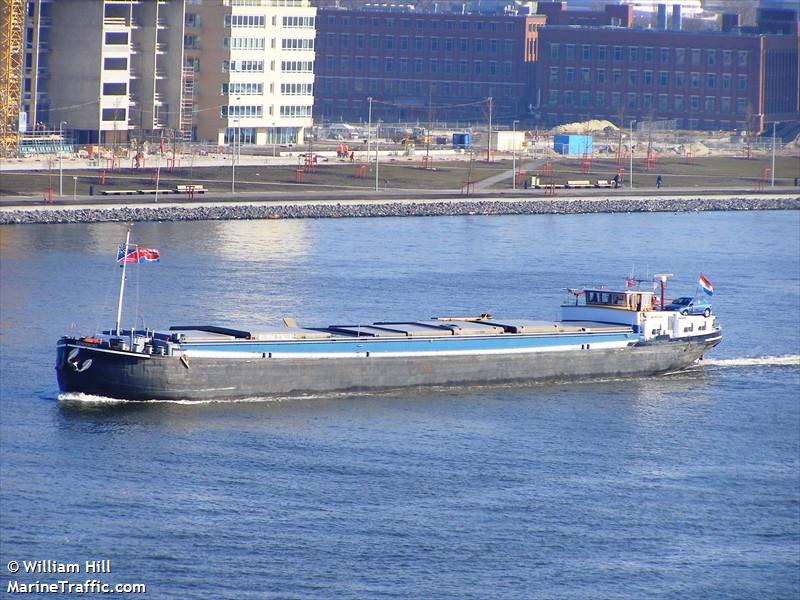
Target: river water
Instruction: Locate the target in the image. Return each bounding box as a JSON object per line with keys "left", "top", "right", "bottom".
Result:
{"left": 1, "top": 211, "right": 798, "bottom": 599}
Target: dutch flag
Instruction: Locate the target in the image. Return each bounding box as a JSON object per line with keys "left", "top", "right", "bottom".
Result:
{"left": 697, "top": 274, "right": 714, "bottom": 296}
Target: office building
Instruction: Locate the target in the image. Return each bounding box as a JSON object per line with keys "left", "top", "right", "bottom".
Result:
{"left": 313, "top": 7, "right": 545, "bottom": 124}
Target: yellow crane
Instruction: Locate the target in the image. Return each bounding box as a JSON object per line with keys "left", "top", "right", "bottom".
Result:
{"left": 1, "top": 0, "right": 25, "bottom": 157}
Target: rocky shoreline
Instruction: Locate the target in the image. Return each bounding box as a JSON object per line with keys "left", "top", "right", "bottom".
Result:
{"left": 1, "top": 195, "right": 798, "bottom": 225}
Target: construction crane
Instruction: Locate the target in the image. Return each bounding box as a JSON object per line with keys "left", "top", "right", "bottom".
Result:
{"left": 1, "top": 0, "right": 25, "bottom": 157}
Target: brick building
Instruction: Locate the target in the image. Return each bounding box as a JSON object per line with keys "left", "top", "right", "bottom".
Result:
{"left": 536, "top": 25, "right": 798, "bottom": 131}
{"left": 313, "top": 8, "right": 545, "bottom": 124}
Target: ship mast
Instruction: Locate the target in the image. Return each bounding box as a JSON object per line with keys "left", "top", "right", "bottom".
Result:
{"left": 115, "top": 228, "right": 132, "bottom": 335}
{"left": 654, "top": 273, "right": 673, "bottom": 309}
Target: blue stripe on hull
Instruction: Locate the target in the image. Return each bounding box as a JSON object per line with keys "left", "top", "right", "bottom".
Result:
{"left": 180, "top": 332, "right": 633, "bottom": 356}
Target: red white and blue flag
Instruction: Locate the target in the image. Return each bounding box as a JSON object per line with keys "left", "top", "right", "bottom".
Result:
{"left": 117, "top": 245, "right": 160, "bottom": 264}
{"left": 697, "top": 274, "right": 714, "bottom": 296}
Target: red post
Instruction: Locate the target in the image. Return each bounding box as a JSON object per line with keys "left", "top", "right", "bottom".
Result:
{"left": 355, "top": 164, "right": 367, "bottom": 178}
{"left": 45, "top": 186, "right": 53, "bottom": 203}
{"left": 99, "top": 170, "right": 106, "bottom": 185}
{"left": 295, "top": 168, "right": 304, "bottom": 183}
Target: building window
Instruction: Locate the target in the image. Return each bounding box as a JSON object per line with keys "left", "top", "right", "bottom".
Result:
{"left": 582, "top": 45, "right": 591, "bottom": 60}
{"left": 579, "top": 91, "right": 590, "bottom": 107}
{"left": 722, "top": 50, "right": 732, "bottom": 66}
{"left": 643, "top": 70, "right": 652, "bottom": 85}
{"left": 104, "top": 57, "right": 127, "bottom": 70}
{"left": 704, "top": 96, "right": 715, "bottom": 112}
{"left": 564, "top": 90, "right": 574, "bottom": 106}
{"left": 430, "top": 37, "right": 439, "bottom": 51}
{"left": 503, "top": 62, "right": 512, "bottom": 77}
{"left": 674, "top": 95, "right": 684, "bottom": 111}
{"left": 369, "top": 57, "right": 378, "bottom": 73}
{"left": 581, "top": 68, "right": 590, "bottom": 84}
{"left": 384, "top": 58, "right": 393, "bottom": 72}
{"left": 612, "top": 69, "right": 622, "bottom": 84}
{"left": 415, "top": 59, "right": 423, "bottom": 73}
{"left": 460, "top": 38, "right": 469, "bottom": 51}
{"left": 644, "top": 47, "right": 653, "bottom": 62}
{"left": 101, "top": 108, "right": 126, "bottom": 121}
{"left": 721, "top": 97, "right": 731, "bottom": 113}
{"left": 370, "top": 35, "right": 379, "bottom": 49}
{"left": 736, "top": 98, "right": 747, "bottom": 114}
{"left": 629, "top": 46, "right": 639, "bottom": 62}
{"left": 356, "top": 34, "right": 364, "bottom": 49}
{"left": 675, "top": 71, "right": 685, "bottom": 87}
{"left": 444, "top": 37, "right": 453, "bottom": 51}
{"left": 675, "top": 48, "right": 685, "bottom": 65}
{"left": 490, "top": 39, "right": 498, "bottom": 53}
{"left": 550, "top": 43, "right": 559, "bottom": 59}
{"left": 281, "top": 38, "right": 313, "bottom": 51}
{"left": 228, "top": 15, "right": 266, "bottom": 27}
{"left": 548, "top": 90, "right": 558, "bottom": 106}
{"left": 444, "top": 59, "right": 453, "bottom": 73}
{"left": 102, "top": 83, "right": 126, "bottom": 95}
{"left": 722, "top": 74, "right": 731, "bottom": 89}
{"left": 627, "top": 93, "right": 637, "bottom": 109}
{"left": 658, "top": 94, "right": 668, "bottom": 110}
{"left": 565, "top": 44, "right": 575, "bottom": 59}
{"left": 706, "top": 73, "right": 716, "bottom": 89}
{"left": 611, "top": 92, "right": 621, "bottom": 108}
{"left": 415, "top": 36, "right": 424, "bottom": 51}
{"left": 690, "top": 72, "right": 700, "bottom": 88}
{"left": 430, "top": 59, "right": 438, "bottom": 73}
{"left": 737, "top": 75, "right": 747, "bottom": 90}
{"left": 690, "top": 95, "right": 700, "bottom": 111}
{"left": 595, "top": 91, "right": 605, "bottom": 107}
{"left": 628, "top": 70, "right": 638, "bottom": 85}
{"left": 474, "top": 61, "right": 482, "bottom": 75}
{"left": 385, "top": 36, "right": 394, "bottom": 50}
{"left": 104, "top": 32, "right": 128, "bottom": 45}
{"left": 707, "top": 50, "right": 716, "bottom": 65}
{"left": 738, "top": 51, "right": 748, "bottom": 67}
{"left": 488, "top": 61, "right": 496, "bottom": 75}
{"left": 597, "top": 45, "right": 607, "bottom": 61}
{"left": 613, "top": 45, "right": 622, "bottom": 61}
{"left": 565, "top": 67, "right": 574, "bottom": 83}
{"left": 549, "top": 67, "right": 559, "bottom": 83}
{"left": 399, "top": 58, "right": 408, "bottom": 73}
{"left": 597, "top": 69, "right": 606, "bottom": 84}
{"left": 643, "top": 94, "right": 652, "bottom": 109}
{"left": 691, "top": 49, "right": 701, "bottom": 65}
{"left": 341, "top": 34, "right": 349, "bottom": 49}
{"left": 660, "top": 47, "right": 669, "bottom": 63}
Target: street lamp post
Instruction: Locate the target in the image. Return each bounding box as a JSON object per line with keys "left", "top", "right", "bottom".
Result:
{"left": 512, "top": 119, "right": 519, "bottom": 190}
{"left": 231, "top": 97, "right": 240, "bottom": 194}
{"left": 59, "top": 121, "right": 66, "bottom": 199}
{"left": 367, "top": 97, "right": 373, "bottom": 164}
{"left": 73, "top": 176, "right": 77, "bottom": 200}
{"left": 629, "top": 120, "right": 636, "bottom": 189}
{"left": 375, "top": 120, "right": 381, "bottom": 191}
{"left": 771, "top": 122, "right": 776, "bottom": 187}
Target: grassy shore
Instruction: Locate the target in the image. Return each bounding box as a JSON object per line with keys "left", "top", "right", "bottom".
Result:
{"left": 1, "top": 153, "right": 797, "bottom": 199}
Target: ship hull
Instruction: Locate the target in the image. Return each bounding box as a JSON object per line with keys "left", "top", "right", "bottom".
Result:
{"left": 56, "top": 335, "right": 721, "bottom": 402}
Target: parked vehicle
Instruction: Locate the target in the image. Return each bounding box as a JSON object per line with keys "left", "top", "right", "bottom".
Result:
{"left": 664, "top": 296, "right": 712, "bottom": 317}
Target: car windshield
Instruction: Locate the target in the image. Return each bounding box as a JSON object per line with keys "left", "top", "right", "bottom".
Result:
{"left": 673, "top": 297, "right": 692, "bottom": 305}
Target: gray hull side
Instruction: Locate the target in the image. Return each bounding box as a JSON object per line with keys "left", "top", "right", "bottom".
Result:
{"left": 57, "top": 339, "right": 718, "bottom": 401}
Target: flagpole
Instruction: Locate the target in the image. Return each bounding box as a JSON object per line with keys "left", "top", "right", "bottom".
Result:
{"left": 115, "top": 229, "right": 132, "bottom": 335}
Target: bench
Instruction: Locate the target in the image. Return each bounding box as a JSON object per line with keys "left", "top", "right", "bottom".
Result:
{"left": 176, "top": 184, "right": 207, "bottom": 193}
{"left": 595, "top": 180, "right": 613, "bottom": 188}
{"left": 565, "top": 180, "right": 592, "bottom": 188}
{"left": 101, "top": 190, "right": 139, "bottom": 195}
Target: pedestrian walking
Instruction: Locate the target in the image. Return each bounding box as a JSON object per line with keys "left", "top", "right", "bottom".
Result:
{"left": 656, "top": 175, "right": 663, "bottom": 189}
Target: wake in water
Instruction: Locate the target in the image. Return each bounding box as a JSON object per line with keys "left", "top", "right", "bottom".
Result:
{"left": 700, "top": 354, "right": 800, "bottom": 368}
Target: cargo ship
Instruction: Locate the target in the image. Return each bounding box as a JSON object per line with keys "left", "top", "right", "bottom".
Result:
{"left": 56, "top": 234, "right": 721, "bottom": 401}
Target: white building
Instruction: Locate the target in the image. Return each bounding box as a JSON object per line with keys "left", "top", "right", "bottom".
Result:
{"left": 185, "top": 0, "right": 316, "bottom": 147}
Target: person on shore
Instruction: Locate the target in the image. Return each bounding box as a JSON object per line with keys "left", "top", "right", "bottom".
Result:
{"left": 656, "top": 175, "right": 663, "bottom": 189}
{"left": 612, "top": 173, "right": 620, "bottom": 188}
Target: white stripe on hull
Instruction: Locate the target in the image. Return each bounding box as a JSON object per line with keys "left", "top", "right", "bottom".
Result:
{"left": 181, "top": 340, "right": 631, "bottom": 360}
